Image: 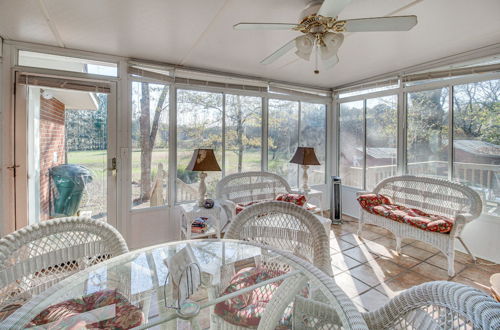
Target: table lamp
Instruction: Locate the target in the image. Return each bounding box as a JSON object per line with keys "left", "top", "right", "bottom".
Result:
{"left": 290, "top": 147, "right": 320, "bottom": 192}
{"left": 186, "top": 149, "right": 221, "bottom": 206}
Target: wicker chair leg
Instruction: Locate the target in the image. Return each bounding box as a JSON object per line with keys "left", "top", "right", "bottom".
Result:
{"left": 457, "top": 236, "right": 477, "bottom": 263}
{"left": 447, "top": 248, "right": 456, "bottom": 277}
{"left": 357, "top": 214, "right": 364, "bottom": 236}
{"left": 395, "top": 236, "right": 402, "bottom": 254}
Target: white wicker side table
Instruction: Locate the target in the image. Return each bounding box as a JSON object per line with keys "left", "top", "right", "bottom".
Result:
{"left": 176, "top": 201, "right": 226, "bottom": 240}
{"left": 304, "top": 188, "right": 325, "bottom": 216}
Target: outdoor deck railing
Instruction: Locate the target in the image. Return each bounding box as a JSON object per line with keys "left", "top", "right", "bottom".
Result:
{"left": 342, "top": 161, "right": 499, "bottom": 215}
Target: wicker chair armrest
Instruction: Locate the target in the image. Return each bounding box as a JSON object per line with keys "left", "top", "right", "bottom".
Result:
{"left": 455, "top": 212, "right": 477, "bottom": 224}
{"left": 218, "top": 199, "right": 236, "bottom": 219}
{"left": 289, "top": 189, "right": 301, "bottom": 194}
{"left": 363, "top": 281, "right": 500, "bottom": 329}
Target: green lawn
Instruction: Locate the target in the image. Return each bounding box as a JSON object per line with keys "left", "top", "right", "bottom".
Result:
{"left": 68, "top": 148, "right": 263, "bottom": 182}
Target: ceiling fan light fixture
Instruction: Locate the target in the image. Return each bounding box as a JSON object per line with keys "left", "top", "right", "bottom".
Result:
{"left": 295, "top": 35, "right": 315, "bottom": 60}
{"left": 320, "top": 32, "right": 344, "bottom": 60}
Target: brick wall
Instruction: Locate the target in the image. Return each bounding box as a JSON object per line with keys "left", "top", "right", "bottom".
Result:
{"left": 39, "top": 92, "right": 66, "bottom": 220}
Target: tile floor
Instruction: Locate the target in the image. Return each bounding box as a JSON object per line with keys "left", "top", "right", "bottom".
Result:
{"left": 330, "top": 217, "right": 500, "bottom": 312}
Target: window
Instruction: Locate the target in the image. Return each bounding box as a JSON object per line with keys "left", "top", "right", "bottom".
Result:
{"left": 453, "top": 80, "right": 500, "bottom": 216}
{"left": 339, "top": 101, "right": 364, "bottom": 189}
{"left": 268, "top": 99, "right": 299, "bottom": 187}
{"left": 224, "top": 94, "right": 262, "bottom": 175}
{"left": 177, "top": 89, "right": 223, "bottom": 202}
{"left": 365, "top": 96, "right": 398, "bottom": 190}
{"left": 131, "top": 81, "right": 169, "bottom": 209}
{"left": 299, "top": 102, "right": 326, "bottom": 186}
{"left": 18, "top": 51, "right": 118, "bottom": 77}
{"left": 407, "top": 88, "right": 449, "bottom": 178}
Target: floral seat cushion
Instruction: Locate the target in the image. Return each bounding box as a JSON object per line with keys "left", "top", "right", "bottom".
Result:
{"left": 28, "top": 289, "right": 144, "bottom": 329}
{"left": 214, "top": 267, "right": 298, "bottom": 329}
{"left": 235, "top": 194, "right": 307, "bottom": 215}
{"left": 357, "top": 194, "right": 454, "bottom": 234}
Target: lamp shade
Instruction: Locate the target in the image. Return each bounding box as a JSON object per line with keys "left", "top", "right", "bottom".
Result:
{"left": 186, "top": 149, "right": 221, "bottom": 172}
{"left": 290, "top": 147, "right": 320, "bottom": 165}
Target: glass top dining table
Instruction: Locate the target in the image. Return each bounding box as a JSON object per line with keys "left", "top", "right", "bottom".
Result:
{"left": 3, "top": 239, "right": 366, "bottom": 329}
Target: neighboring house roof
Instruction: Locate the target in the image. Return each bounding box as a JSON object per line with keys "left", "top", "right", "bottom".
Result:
{"left": 454, "top": 140, "right": 500, "bottom": 158}
{"left": 356, "top": 147, "right": 397, "bottom": 159}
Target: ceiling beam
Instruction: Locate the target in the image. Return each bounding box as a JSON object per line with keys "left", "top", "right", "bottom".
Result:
{"left": 37, "top": 0, "right": 65, "bottom": 48}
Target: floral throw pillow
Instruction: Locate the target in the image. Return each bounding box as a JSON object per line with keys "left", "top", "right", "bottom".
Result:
{"left": 275, "top": 193, "right": 307, "bottom": 207}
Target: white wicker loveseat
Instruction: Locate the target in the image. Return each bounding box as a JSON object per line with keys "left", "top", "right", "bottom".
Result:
{"left": 216, "top": 171, "right": 331, "bottom": 235}
{"left": 357, "top": 175, "right": 482, "bottom": 277}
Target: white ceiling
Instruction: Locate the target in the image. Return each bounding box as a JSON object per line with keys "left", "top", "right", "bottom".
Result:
{"left": 1, "top": 0, "right": 499, "bottom": 88}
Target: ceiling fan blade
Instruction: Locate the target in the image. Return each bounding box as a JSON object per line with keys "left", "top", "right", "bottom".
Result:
{"left": 260, "top": 39, "right": 296, "bottom": 65}
{"left": 233, "top": 23, "right": 298, "bottom": 30}
{"left": 317, "top": 0, "right": 351, "bottom": 18}
{"left": 344, "top": 15, "right": 417, "bottom": 32}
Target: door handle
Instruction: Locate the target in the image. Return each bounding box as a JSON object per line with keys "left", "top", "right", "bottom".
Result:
{"left": 109, "top": 157, "right": 117, "bottom": 176}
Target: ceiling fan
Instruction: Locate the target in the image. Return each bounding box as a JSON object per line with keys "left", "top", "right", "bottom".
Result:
{"left": 233, "top": 0, "right": 417, "bottom": 74}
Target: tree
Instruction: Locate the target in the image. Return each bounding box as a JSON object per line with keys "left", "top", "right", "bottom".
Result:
{"left": 138, "top": 82, "right": 168, "bottom": 202}
{"left": 225, "top": 95, "right": 261, "bottom": 172}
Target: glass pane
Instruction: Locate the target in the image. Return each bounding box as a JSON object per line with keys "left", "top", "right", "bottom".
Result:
{"left": 131, "top": 81, "right": 169, "bottom": 209}
{"left": 224, "top": 94, "right": 262, "bottom": 175}
{"left": 28, "top": 86, "right": 109, "bottom": 223}
{"left": 177, "top": 90, "right": 223, "bottom": 202}
{"left": 365, "top": 96, "right": 398, "bottom": 190}
{"left": 19, "top": 51, "right": 117, "bottom": 77}
{"left": 299, "top": 102, "right": 326, "bottom": 186}
{"left": 453, "top": 80, "right": 500, "bottom": 216}
{"left": 339, "top": 101, "right": 364, "bottom": 189}
{"left": 268, "top": 99, "right": 299, "bottom": 188}
{"left": 407, "top": 88, "right": 449, "bottom": 178}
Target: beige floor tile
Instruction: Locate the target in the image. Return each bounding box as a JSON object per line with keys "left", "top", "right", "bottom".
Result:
{"left": 476, "top": 259, "right": 500, "bottom": 273}
{"left": 377, "top": 254, "right": 422, "bottom": 268}
{"left": 351, "top": 288, "right": 390, "bottom": 311}
{"left": 411, "top": 262, "right": 451, "bottom": 280}
{"left": 459, "top": 265, "right": 496, "bottom": 287}
{"left": 333, "top": 272, "right": 371, "bottom": 298}
{"left": 347, "top": 258, "right": 406, "bottom": 287}
{"left": 363, "top": 240, "right": 399, "bottom": 259}
{"left": 340, "top": 233, "right": 366, "bottom": 246}
{"left": 375, "top": 271, "right": 431, "bottom": 298}
{"left": 400, "top": 245, "right": 436, "bottom": 261}
{"left": 425, "top": 254, "right": 466, "bottom": 274}
{"left": 343, "top": 246, "right": 378, "bottom": 263}
{"left": 331, "top": 254, "right": 362, "bottom": 272}
{"left": 362, "top": 224, "right": 392, "bottom": 237}
{"left": 455, "top": 250, "right": 476, "bottom": 264}
{"left": 409, "top": 240, "right": 441, "bottom": 254}
{"left": 339, "top": 221, "right": 359, "bottom": 234}
{"left": 356, "top": 229, "right": 381, "bottom": 241}
{"left": 330, "top": 236, "right": 356, "bottom": 251}
{"left": 452, "top": 275, "right": 492, "bottom": 295}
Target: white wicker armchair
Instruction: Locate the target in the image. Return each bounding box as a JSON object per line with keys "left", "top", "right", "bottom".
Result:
{"left": 216, "top": 171, "right": 331, "bottom": 235}
{"left": 0, "top": 217, "right": 128, "bottom": 318}
{"left": 357, "top": 175, "right": 482, "bottom": 276}
{"left": 225, "top": 201, "right": 332, "bottom": 276}
{"left": 293, "top": 281, "right": 500, "bottom": 329}
{"left": 216, "top": 171, "right": 293, "bottom": 205}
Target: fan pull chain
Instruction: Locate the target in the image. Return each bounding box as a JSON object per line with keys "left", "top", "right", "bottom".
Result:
{"left": 314, "top": 42, "right": 319, "bottom": 74}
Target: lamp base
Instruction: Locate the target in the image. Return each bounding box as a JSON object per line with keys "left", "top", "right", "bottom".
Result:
{"left": 198, "top": 172, "right": 207, "bottom": 207}
{"left": 301, "top": 165, "right": 310, "bottom": 193}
